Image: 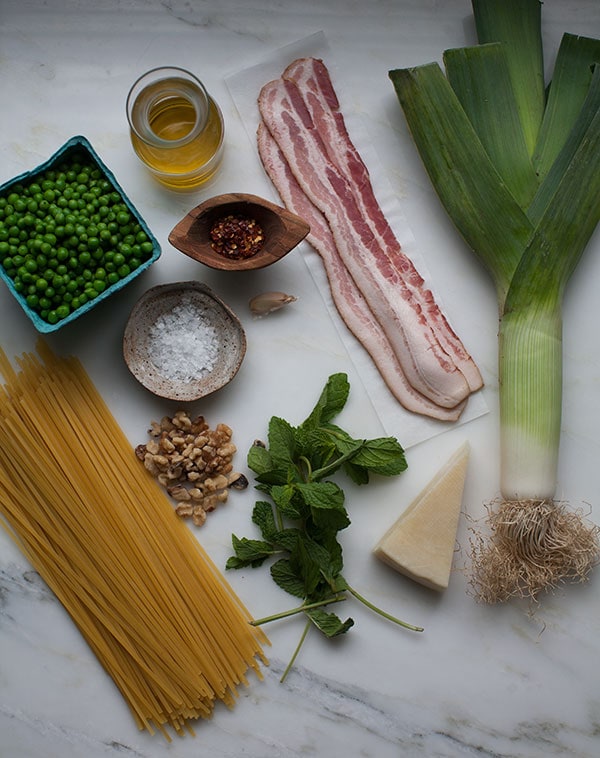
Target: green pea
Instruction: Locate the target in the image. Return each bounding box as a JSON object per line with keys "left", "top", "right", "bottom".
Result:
{"left": 17, "top": 267, "right": 33, "bottom": 284}
{"left": 1, "top": 153, "right": 151, "bottom": 326}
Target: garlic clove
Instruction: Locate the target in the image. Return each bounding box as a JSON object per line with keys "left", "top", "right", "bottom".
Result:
{"left": 249, "top": 291, "right": 298, "bottom": 317}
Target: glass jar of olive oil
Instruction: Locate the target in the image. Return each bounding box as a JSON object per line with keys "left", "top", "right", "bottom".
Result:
{"left": 126, "top": 67, "right": 224, "bottom": 190}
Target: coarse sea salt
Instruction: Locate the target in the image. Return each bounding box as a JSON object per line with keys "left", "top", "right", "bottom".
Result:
{"left": 149, "top": 297, "right": 220, "bottom": 383}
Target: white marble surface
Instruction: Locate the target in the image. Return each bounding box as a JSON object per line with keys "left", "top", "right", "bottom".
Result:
{"left": 1, "top": 1, "right": 600, "bottom": 756}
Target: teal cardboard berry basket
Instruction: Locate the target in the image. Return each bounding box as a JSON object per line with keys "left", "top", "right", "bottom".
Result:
{"left": 0, "top": 135, "right": 161, "bottom": 333}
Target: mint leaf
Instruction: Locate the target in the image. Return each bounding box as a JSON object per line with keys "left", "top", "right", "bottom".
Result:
{"left": 226, "top": 556, "right": 258, "bottom": 570}
{"left": 227, "top": 534, "right": 275, "bottom": 569}
{"left": 270, "top": 544, "right": 321, "bottom": 599}
{"left": 296, "top": 481, "right": 350, "bottom": 532}
{"left": 268, "top": 416, "right": 298, "bottom": 469}
{"left": 303, "top": 529, "right": 345, "bottom": 584}
{"left": 254, "top": 467, "right": 292, "bottom": 486}
{"left": 342, "top": 461, "right": 371, "bottom": 485}
{"left": 295, "top": 427, "right": 338, "bottom": 471}
{"left": 319, "top": 424, "right": 407, "bottom": 482}
{"left": 247, "top": 443, "right": 273, "bottom": 475}
{"left": 290, "top": 539, "right": 322, "bottom": 596}
{"left": 320, "top": 423, "right": 356, "bottom": 448}
{"left": 273, "top": 527, "right": 303, "bottom": 552}
{"left": 271, "top": 539, "right": 324, "bottom": 600}
{"left": 271, "top": 483, "right": 307, "bottom": 520}
{"left": 252, "top": 500, "right": 277, "bottom": 541}
{"left": 341, "top": 437, "right": 407, "bottom": 484}
{"left": 300, "top": 373, "right": 349, "bottom": 431}
{"left": 270, "top": 558, "right": 307, "bottom": 598}
{"left": 306, "top": 608, "right": 354, "bottom": 637}
{"left": 348, "top": 437, "right": 407, "bottom": 476}
{"left": 300, "top": 533, "right": 338, "bottom": 573}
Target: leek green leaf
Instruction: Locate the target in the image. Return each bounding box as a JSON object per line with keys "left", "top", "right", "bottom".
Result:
{"left": 528, "top": 64, "right": 600, "bottom": 225}
{"left": 533, "top": 33, "right": 600, "bottom": 180}
{"left": 389, "top": 63, "right": 532, "bottom": 303}
{"left": 472, "top": 0, "right": 545, "bottom": 155}
{"left": 444, "top": 42, "right": 538, "bottom": 207}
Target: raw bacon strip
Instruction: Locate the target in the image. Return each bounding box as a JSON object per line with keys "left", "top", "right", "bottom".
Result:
{"left": 284, "top": 57, "right": 400, "bottom": 253}
{"left": 257, "top": 122, "right": 466, "bottom": 422}
{"left": 259, "top": 77, "right": 470, "bottom": 409}
{"left": 283, "top": 57, "right": 483, "bottom": 393}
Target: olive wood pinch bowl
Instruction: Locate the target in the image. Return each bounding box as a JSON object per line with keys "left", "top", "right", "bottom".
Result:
{"left": 168, "top": 192, "right": 310, "bottom": 271}
{"left": 123, "top": 281, "right": 246, "bottom": 402}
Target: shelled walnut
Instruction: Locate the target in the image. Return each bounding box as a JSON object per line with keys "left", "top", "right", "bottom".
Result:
{"left": 135, "top": 410, "right": 248, "bottom": 525}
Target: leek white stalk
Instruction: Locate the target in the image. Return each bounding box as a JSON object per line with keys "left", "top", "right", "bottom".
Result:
{"left": 390, "top": 0, "right": 600, "bottom": 601}
{"left": 499, "top": 302, "right": 562, "bottom": 501}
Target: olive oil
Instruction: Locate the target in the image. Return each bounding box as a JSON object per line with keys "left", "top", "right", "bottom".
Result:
{"left": 127, "top": 69, "right": 224, "bottom": 190}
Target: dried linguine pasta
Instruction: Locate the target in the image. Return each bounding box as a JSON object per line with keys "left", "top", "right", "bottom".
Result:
{"left": 0, "top": 341, "right": 268, "bottom": 739}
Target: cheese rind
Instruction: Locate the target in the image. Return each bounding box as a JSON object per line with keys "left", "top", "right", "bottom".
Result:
{"left": 373, "top": 442, "right": 470, "bottom": 591}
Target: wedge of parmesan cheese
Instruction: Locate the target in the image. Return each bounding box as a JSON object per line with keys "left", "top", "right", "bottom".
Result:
{"left": 373, "top": 442, "right": 470, "bottom": 591}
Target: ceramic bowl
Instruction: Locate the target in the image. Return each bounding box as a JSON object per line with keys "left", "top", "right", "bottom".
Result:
{"left": 0, "top": 135, "right": 161, "bottom": 333}
{"left": 122, "top": 281, "right": 246, "bottom": 401}
{"left": 168, "top": 192, "right": 310, "bottom": 271}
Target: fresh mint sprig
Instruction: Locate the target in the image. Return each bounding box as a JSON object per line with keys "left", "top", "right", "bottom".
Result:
{"left": 226, "top": 373, "right": 423, "bottom": 681}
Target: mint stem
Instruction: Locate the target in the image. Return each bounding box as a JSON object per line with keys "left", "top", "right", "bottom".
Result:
{"left": 250, "top": 595, "right": 347, "bottom": 626}
{"left": 346, "top": 584, "right": 424, "bottom": 632}
{"left": 280, "top": 619, "right": 311, "bottom": 683}
{"left": 311, "top": 441, "right": 365, "bottom": 481}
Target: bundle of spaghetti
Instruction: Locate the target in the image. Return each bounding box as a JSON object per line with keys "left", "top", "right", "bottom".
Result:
{"left": 0, "top": 341, "right": 269, "bottom": 739}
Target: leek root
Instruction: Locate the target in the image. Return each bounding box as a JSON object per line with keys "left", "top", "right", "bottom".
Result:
{"left": 469, "top": 500, "right": 600, "bottom": 604}
{"left": 390, "top": 0, "right": 600, "bottom": 601}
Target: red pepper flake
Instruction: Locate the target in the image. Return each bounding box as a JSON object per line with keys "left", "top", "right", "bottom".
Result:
{"left": 210, "top": 214, "right": 265, "bottom": 259}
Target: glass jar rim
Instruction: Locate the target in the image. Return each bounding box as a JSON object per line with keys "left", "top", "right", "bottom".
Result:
{"left": 126, "top": 66, "right": 211, "bottom": 148}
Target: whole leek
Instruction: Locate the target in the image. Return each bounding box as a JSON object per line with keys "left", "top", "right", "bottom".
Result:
{"left": 389, "top": 0, "right": 600, "bottom": 602}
